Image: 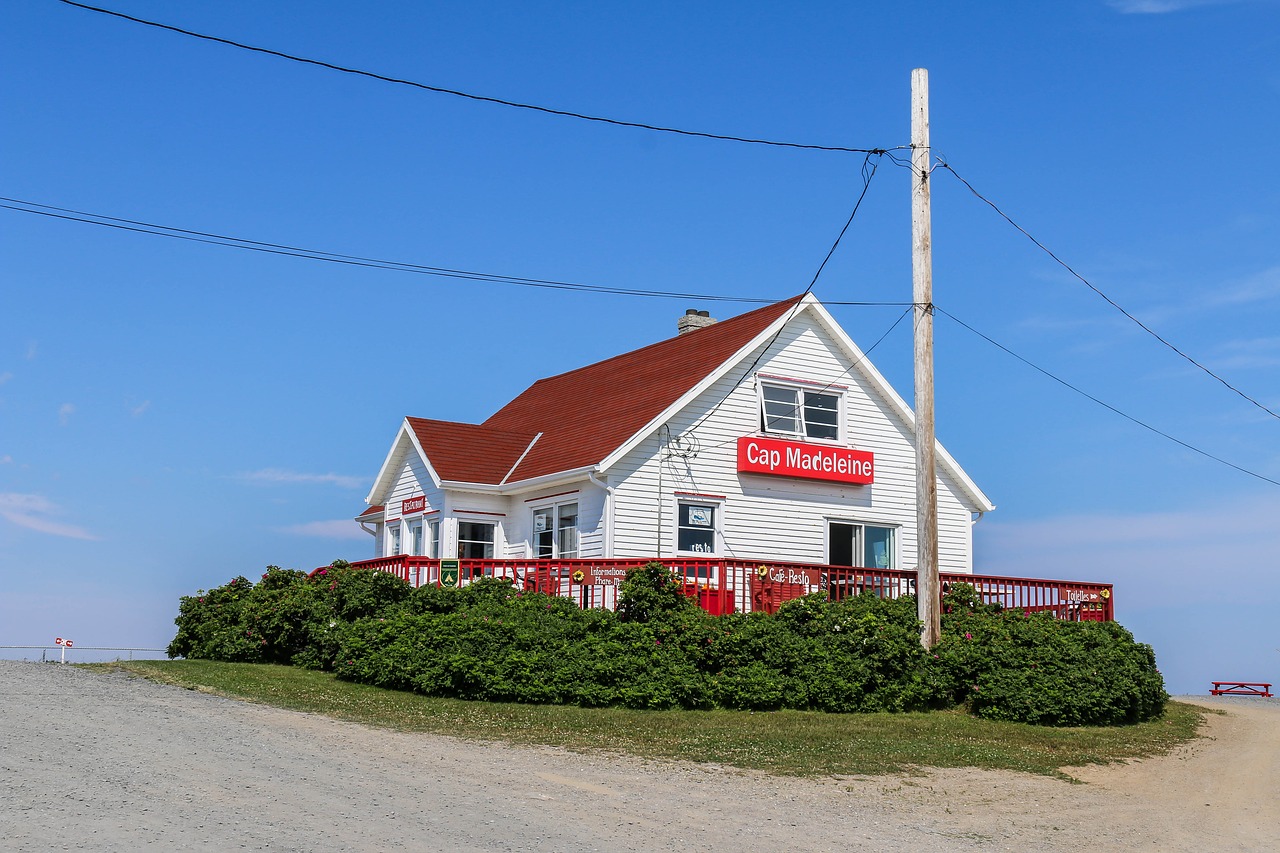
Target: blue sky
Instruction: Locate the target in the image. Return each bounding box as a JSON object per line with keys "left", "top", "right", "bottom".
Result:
{"left": 2, "top": 0, "right": 1278, "bottom": 693}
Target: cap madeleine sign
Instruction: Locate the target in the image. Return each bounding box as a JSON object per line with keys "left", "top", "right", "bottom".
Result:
{"left": 439, "top": 559, "right": 460, "bottom": 588}
{"left": 736, "top": 436, "right": 874, "bottom": 485}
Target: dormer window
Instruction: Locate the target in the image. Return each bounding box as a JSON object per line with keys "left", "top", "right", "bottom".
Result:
{"left": 760, "top": 382, "right": 840, "bottom": 441}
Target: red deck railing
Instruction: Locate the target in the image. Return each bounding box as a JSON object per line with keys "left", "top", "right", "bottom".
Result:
{"left": 337, "top": 556, "right": 1114, "bottom": 622}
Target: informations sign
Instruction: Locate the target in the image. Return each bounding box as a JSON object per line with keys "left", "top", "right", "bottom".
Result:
{"left": 736, "top": 437, "right": 874, "bottom": 485}
{"left": 439, "top": 559, "right": 460, "bottom": 588}
{"left": 576, "top": 565, "right": 630, "bottom": 586}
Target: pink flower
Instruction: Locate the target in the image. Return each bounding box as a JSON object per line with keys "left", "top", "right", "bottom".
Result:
{"left": 964, "top": 632, "right": 972, "bottom": 640}
{"left": 317, "top": 568, "right": 328, "bottom": 576}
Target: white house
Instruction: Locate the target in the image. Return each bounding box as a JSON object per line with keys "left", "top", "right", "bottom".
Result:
{"left": 357, "top": 293, "right": 994, "bottom": 580}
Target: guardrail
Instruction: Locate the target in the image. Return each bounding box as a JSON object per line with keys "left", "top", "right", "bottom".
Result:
{"left": 337, "top": 556, "right": 1114, "bottom": 621}
{"left": 0, "top": 646, "right": 169, "bottom": 663}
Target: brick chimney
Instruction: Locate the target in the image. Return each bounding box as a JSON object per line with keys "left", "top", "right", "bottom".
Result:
{"left": 677, "top": 308, "right": 716, "bottom": 335}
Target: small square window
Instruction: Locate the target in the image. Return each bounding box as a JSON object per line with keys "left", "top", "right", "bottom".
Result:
{"left": 677, "top": 503, "right": 716, "bottom": 554}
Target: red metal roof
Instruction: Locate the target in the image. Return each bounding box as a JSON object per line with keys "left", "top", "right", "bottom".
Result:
{"left": 406, "top": 418, "right": 538, "bottom": 484}
{"left": 400, "top": 297, "right": 799, "bottom": 485}
{"left": 356, "top": 505, "right": 384, "bottom": 518}
{"left": 479, "top": 297, "right": 801, "bottom": 483}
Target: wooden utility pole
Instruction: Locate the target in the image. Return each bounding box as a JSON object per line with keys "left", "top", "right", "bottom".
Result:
{"left": 911, "top": 68, "right": 941, "bottom": 648}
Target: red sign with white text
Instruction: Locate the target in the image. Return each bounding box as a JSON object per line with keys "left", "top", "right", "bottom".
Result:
{"left": 401, "top": 496, "right": 426, "bottom": 515}
{"left": 736, "top": 437, "right": 874, "bottom": 485}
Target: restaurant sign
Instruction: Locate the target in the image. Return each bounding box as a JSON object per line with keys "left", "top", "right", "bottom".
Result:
{"left": 401, "top": 496, "right": 426, "bottom": 515}
{"left": 736, "top": 437, "right": 874, "bottom": 485}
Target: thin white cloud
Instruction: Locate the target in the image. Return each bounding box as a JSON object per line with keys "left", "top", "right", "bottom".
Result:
{"left": 1200, "top": 265, "right": 1280, "bottom": 308}
{"left": 0, "top": 493, "right": 99, "bottom": 540}
{"left": 235, "top": 468, "right": 367, "bottom": 489}
{"left": 24, "top": 342, "right": 37, "bottom": 361}
{"left": 0, "top": 372, "right": 12, "bottom": 386}
{"left": 276, "top": 519, "right": 369, "bottom": 540}
{"left": 1108, "top": 0, "right": 1242, "bottom": 12}
{"left": 977, "top": 495, "right": 1280, "bottom": 605}
{"left": 130, "top": 400, "right": 152, "bottom": 418}
{"left": 0, "top": 455, "right": 11, "bottom": 464}
{"left": 58, "top": 403, "right": 75, "bottom": 426}
{"left": 1208, "top": 337, "right": 1280, "bottom": 370}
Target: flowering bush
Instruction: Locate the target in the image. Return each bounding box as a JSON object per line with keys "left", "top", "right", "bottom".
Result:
{"left": 935, "top": 584, "right": 1167, "bottom": 726}
{"left": 170, "top": 568, "right": 1167, "bottom": 725}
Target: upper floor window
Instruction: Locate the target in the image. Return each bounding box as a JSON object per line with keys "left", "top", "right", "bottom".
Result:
{"left": 761, "top": 383, "right": 840, "bottom": 441}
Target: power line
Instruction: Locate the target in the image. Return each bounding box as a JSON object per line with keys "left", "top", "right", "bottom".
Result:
{"left": 683, "top": 152, "right": 884, "bottom": 440}
{"left": 696, "top": 302, "right": 916, "bottom": 455}
{"left": 934, "top": 304, "right": 1280, "bottom": 488}
{"left": 0, "top": 196, "right": 910, "bottom": 307}
{"left": 936, "top": 158, "right": 1280, "bottom": 424}
{"left": 55, "top": 0, "right": 892, "bottom": 157}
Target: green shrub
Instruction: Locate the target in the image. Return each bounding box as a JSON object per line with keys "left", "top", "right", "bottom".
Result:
{"left": 171, "top": 567, "right": 1167, "bottom": 725}
{"left": 936, "top": 584, "right": 1167, "bottom": 726}
{"left": 168, "top": 561, "right": 412, "bottom": 669}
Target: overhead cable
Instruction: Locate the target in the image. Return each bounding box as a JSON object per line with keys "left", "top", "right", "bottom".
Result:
{"left": 935, "top": 305, "right": 1280, "bottom": 488}
{"left": 55, "top": 0, "right": 891, "bottom": 156}
{"left": 936, "top": 158, "right": 1280, "bottom": 424}
{"left": 683, "top": 152, "right": 884, "bottom": 440}
{"left": 0, "top": 196, "right": 909, "bottom": 307}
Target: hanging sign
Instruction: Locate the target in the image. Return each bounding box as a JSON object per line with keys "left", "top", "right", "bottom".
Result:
{"left": 439, "top": 559, "right": 460, "bottom": 588}
{"left": 575, "top": 565, "right": 630, "bottom": 586}
{"left": 757, "top": 565, "right": 822, "bottom": 586}
{"left": 736, "top": 437, "right": 874, "bottom": 485}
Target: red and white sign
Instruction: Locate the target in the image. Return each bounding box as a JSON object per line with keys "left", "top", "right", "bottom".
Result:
{"left": 760, "top": 565, "right": 822, "bottom": 586}
{"left": 736, "top": 437, "right": 874, "bottom": 485}
{"left": 401, "top": 496, "right": 426, "bottom": 515}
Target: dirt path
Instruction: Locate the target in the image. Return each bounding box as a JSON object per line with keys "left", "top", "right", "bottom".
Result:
{"left": 0, "top": 662, "right": 1275, "bottom": 852}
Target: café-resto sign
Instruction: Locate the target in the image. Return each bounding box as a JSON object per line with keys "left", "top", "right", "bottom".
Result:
{"left": 401, "top": 496, "right": 426, "bottom": 515}
{"left": 736, "top": 437, "right": 874, "bottom": 485}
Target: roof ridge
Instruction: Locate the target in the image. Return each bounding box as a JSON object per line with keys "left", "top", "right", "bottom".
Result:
{"left": 494, "top": 294, "right": 805, "bottom": 393}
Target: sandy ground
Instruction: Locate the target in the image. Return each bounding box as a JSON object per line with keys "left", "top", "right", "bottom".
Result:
{"left": 0, "top": 661, "right": 1275, "bottom": 852}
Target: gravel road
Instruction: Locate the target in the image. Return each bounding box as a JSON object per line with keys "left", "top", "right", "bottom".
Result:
{"left": 1, "top": 661, "right": 1275, "bottom": 852}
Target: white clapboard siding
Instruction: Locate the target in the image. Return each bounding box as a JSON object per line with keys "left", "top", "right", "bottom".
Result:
{"left": 608, "top": 314, "right": 979, "bottom": 572}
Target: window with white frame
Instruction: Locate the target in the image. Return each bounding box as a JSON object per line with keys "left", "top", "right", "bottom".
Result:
{"left": 760, "top": 382, "right": 840, "bottom": 441}
{"left": 388, "top": 522, "right": 402, "bottom": 556}
{"left": 427, "top": 519, "right": 440, "bottom": 559}
{"left": 828, "top": 521, "right": 896, "bottom": 569}
{"left": 533, "top": 502, "right": 579, "bottom": 559}
{"left": 457, "top": 520, "right": 495, "bottom": 559}
{"left": 408, "top": 519, "right": 424, "bottom": 556}
{"left": 676, "top": 501, "right": 717, "bottom": 555}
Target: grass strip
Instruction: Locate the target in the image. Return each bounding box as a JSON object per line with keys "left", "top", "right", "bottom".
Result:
{"left": 91, "top": 660, "right": 1204, "bottom": 779}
